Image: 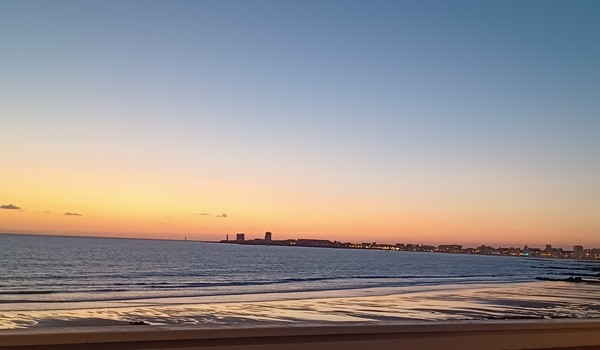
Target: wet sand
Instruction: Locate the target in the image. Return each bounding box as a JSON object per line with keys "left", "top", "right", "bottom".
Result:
{"left": 1, "top": 281, "right": 600, "bottom": 329}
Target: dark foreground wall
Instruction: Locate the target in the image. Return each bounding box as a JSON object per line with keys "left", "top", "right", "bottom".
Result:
{"left": 1, "top": 320, "right": 600, "bottom": 350}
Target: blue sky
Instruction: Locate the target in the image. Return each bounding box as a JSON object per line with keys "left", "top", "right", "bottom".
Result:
{"left": 1, "top": 0, "right": 599, "bottom": 246}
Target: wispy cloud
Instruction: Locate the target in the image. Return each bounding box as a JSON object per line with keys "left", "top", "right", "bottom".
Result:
{"left": 165, "top": 212, "right": 229, "bottom": 219}
{"left": 1, "top": 204, "right": 21, "bottom": 210}
{"left": 64, "top": 212, "right": 82, "bottom": 216}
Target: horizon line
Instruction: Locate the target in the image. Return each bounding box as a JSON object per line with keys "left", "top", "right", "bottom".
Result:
{"left": 0, "top": 231, "right": 593, "bottom": 251}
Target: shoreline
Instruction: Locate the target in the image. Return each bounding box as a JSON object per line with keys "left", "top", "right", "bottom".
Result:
{"left": 219, "top": 239, "right": 599, "bottom": 261}
{"left": 0, "top": 280, "right": 528, "bottom": 311}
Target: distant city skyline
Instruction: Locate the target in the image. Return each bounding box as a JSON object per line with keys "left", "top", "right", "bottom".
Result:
{"left": 1, "top": 1, "right": 599, "bottom": 246}
{"left": 222, "top": 232, "right": 600, "bottom": 260}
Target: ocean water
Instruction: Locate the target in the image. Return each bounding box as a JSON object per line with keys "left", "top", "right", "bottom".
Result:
{"left": 1, "top": 233, "right": 597, "bottom": 305}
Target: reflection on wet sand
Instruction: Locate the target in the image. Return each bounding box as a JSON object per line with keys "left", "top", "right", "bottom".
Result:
{"left": 1, "top": 281, "right": 599, "bottom": 329}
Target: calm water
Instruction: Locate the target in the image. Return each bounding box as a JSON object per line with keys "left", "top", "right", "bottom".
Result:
{"left": 0, "top": 233, "right": 597, "bottom": 304}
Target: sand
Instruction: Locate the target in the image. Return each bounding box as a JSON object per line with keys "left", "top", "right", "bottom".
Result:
{"left": 1, "top": 281, "right": 600, "bottom": 349}
{"left": 1, "top": 281, "right": 600, "bottom": 330}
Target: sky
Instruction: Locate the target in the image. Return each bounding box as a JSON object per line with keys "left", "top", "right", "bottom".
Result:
{"left": 1, "top": 0, "right": 599, "bottom": 248}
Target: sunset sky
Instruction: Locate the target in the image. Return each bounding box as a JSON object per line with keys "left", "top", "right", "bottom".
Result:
{"left": 1, "top": 0, "right": 599, "bottom": 248}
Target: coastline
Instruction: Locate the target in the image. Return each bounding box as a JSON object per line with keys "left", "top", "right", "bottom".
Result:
{"left": 217, "top": 236, "right": 600, "bottom": 261}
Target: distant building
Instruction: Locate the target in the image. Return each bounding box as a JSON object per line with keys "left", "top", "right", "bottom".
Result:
{"left": 463, "top": 248, "right": 477, "bottom": 254}
{"left": 236, "top": 233, "right": 245, "bottom": 242}
{"left": 528, "top": 248, "right": 543, "bottom": 257}
{"left": 296, "top": 239, "right": 332, "bottom": 247}
{"left": 437, "top": 245, "right": 463, "bottom": 253}
{"left": 584, "top": 248, "right": 600, "bottom": 259}
{"left": 405, "top": 244, "right": 417, "bottom": 251}
{"left": 265, "top": 231, "right": 272, "bottom": 241}
{"left": 573, "top": 245, "right": 584, "bottom": 259}
{"left": 478, "top": 245, "right": 494, "bottom": 254}
{"left": 543, "top": 244, "right": 557, "bottom": 257}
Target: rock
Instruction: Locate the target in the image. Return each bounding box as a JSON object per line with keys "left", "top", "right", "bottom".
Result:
{"left": 129, "top": 321, "right": 150, "bottom": 325}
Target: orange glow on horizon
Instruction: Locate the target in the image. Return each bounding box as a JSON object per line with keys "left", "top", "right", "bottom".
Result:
{"left": 2, "top": 154, "right": 599, "bottom": 249}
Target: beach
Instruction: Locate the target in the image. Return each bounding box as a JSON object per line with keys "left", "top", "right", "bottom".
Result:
{"left": 2, "top": 281, "right": 600, "bottom": 329}
{"left": 4, "top": 283, "right": 600, "bottom": 350}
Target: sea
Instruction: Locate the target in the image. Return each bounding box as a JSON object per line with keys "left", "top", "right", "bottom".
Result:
{"left": 1, "top": 233, "right": 597, "bottom": 304}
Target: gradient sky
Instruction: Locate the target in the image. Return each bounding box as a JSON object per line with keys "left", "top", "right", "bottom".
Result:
{"left": 1, "top": 0, "right": 599, "bottom": 248}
